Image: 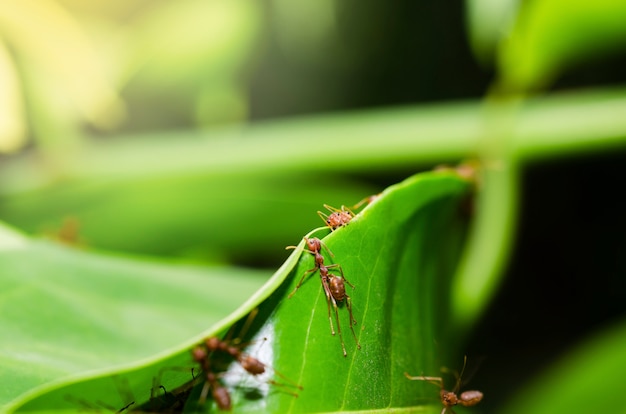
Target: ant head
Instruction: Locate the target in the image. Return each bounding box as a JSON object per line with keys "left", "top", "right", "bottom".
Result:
{"left": 205, "top": 337, "right": 221, "bottom": 352}
{"left": 192, "top": 346, "right": 207, "bottom": 363}
{"left": 306, "top": 237, "right": 322, "bottom": 252}
{"left": 440, "top": 390, "right": 459, "bottom": 407}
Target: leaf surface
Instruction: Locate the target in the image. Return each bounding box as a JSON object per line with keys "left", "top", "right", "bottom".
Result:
{"left": 0, "top": 224, "right": 268, "bottom": 412}
{"left": 7, "top": 170, "right": 474, "bottom": 413}
{"left": 225, "top": 171, "right": 474, "bottom": 412}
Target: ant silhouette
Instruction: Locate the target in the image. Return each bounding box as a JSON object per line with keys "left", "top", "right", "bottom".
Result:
{"left": 130, "top": 368, "right": 200, "bottom": 412}
{"left": 404, "top": 356, "right": 483, "bottom": 414}
{"left": 286, "top": 237, "right": 361, "bottom": 357}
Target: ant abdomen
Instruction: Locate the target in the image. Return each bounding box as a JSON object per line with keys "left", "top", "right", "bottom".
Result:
{"left": 459, "top": 390, "right": 483, "bottom": 406}
{"left": 240, "top": 355, "right": 266, "bottom": 376}
{"left": 329, "top": 276, "right": 346, "bottom": 302}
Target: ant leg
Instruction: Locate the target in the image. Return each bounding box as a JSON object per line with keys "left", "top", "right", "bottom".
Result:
{"left": 285, "top": 246, "right": 317, "bottom": 256}
{"left": 269, "top": 370, "right": 304, "bottom": 392}
{"left": 232, "top": 308, "right": 258, "bottom": 346}
{"left": 442, "top": 355, "right": 468, "bottom": 394}
{"left": 331, "top": 297, "right": 347, "bottom": 357}
{"left": 350, "top": 194, "right": 380, "bottom": 211}
{"left": 323, "top": 204, "right": 355, "bottom": 219}
{"left": 198, "top": 381, "right": 210, "bottom": 405}
{"left": 403, "top": 373, "right": 445, "bottom": 389}
{"left": 339, "top": 205, "right": 355, "bottom": 216}
{"left": 289, "top": 267, "right": 318, "bottom": 298}
{"left": 316, "top": 239, "right": 335, "bottom": 258}
{"left": 320, "top": 271, "right": 347, "bottom": 356}
{"left": 322, "top": 204, "right": 343, "bottom": 213}
{"left": 317, "top": 211, "right": 332, "bottom": 229}
{"left": 344, "top": 294, "right": 361, "bottom": 349}
{"left": 326, "top": 264, "right": 354, "bottom": 290}
{"left": 320, "top": 274, "right": 336, "bottom": 335}
{"left": 116, "top": 401, "right": 135, "bottom": 413}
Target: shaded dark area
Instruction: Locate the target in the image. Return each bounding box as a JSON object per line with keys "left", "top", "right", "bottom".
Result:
{"left": 466, "top": 149, "right": 626, "bottom": 412}
{"left": 249, "top": 0, "right": 491, "bottom": 120}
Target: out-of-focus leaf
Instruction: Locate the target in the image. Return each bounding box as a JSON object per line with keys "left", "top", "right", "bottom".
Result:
{"left": 119, "top": 0, "right": 260, "bottom": 126}
{"left": 122, "top": 0, "right": 259, "bottom": 84}
{"left": 0, "top": 172, "right": 378, "bottom": 262}
{"left": 501, "top": 319, "right": 626, "bottom": 414}
{"left": 465, "top": 0, "right": 520, "bottom": 66}
{"left": 499, "top": 0, "right": 626, "bottom": 90}
{"left": 0, "top": 223, "right": 269, "bottom": 411}
{"left": 0, "top": 0, "right": 124, "bottom": 144}
{"left": 2, "top": 87, "right": 626, "bottom": 190}
{"left": 2, "top": 88, "right": 626, "bottom": 260}
{"left": 0, "top": 39, "right": 26, "bottom": 152}
{"left": 451, "top": 160, "right": 518, "bottom": 333}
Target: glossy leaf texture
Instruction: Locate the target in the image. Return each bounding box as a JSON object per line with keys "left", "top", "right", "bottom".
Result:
{"left": 0, "top": 223, "right": 268, "bottom": 412}
{"left": 224, "top": 171, "right": 474, "bottom": 413}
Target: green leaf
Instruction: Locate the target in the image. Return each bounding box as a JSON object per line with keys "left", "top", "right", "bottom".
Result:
{"left": 501, "top": 319, "right": 626, "bottom": 414}
{"left": 6, "top": 170, "right": 474, "bottom": 413}
{"left": 499, "top": 0, "right": 626, "bottom": 90}
{"left": 261, "top": 172, "right": 472, "bottom": 412}
{"left": 0, "top": 172, "right": 378, "bottom": 261}
{"left": 0, "top": 223, "right": 268, "bottom": 412}
{"left": 465, "top": 0, "right": 519, "bottom": 65}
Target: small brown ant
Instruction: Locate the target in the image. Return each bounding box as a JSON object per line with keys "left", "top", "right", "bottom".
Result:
{"left": 205, "top": 336, "right": 302, "bottom": 393}
{"left": 404, "top": 356, "right": 483, "bottom": 414}
{"left": 192, "top": 311, "right": 301, "bottom": 409}
{"left": 318, "top": 204, "right": 354, "bottom": 231}
{"left": 317, "top": 195, "right": 380, "bottom": 231}
{"left": 192, "top": 346, "right": 232, "bottom": 410}
{"left": 286, "top": 237, "right": 361, "bottom": 356}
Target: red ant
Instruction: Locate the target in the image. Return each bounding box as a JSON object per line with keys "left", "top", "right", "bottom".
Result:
{"left": 317, "top": 195, "right": 380, "bottom": 231}
{"left": 192, "top": 346, "right": 232, "bottom": 410}
{"left": 404, "top": 356, "right": 483, "bottom": 414}
{"left": 286, "top": 237, "right": 361, "bottom": 357}
{"left": 318, "top": 204, "right": 354, "bottom": 231}
{"left": 192, "top": 311, "right": 301, "bottom": 410}
{"left": 204, "top": 335, "right": 301, "bottom": 393}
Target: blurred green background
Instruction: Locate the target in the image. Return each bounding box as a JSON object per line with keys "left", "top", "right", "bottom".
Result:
{"left": 2, "top": 0, "right": 626, "bottom": 412}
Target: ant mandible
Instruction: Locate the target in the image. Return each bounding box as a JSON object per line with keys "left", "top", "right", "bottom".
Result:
{"left": 404, "top": 356, "right": 483, "bottom": 414}
{"left": 286, "top": 237, "right": 361, "bottom": 356}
